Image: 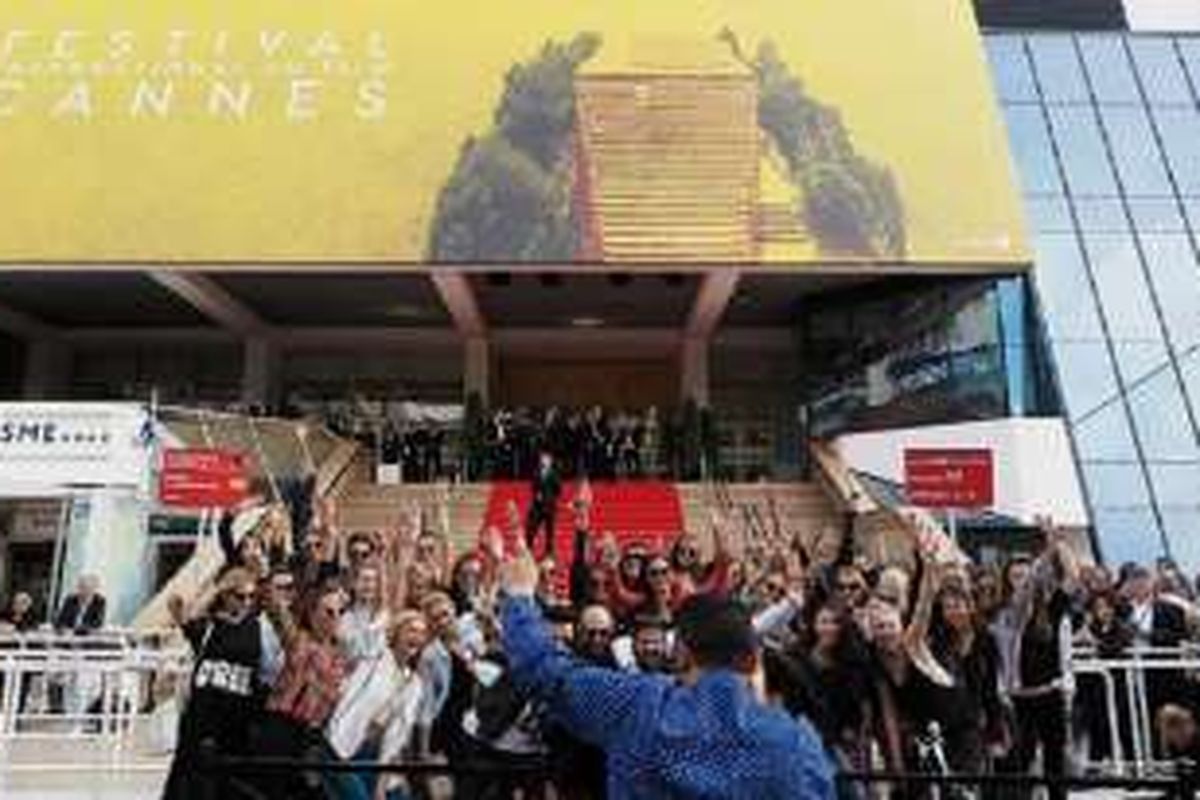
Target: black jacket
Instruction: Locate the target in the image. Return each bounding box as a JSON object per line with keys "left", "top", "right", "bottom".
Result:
{"left": 54, "top": 593, "right": 106, "bottom": 634}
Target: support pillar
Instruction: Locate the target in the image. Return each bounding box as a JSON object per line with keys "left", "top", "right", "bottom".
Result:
{"left": 22, "top": 339, "right": 70, "bottom": 399}
{"left": 241, "top": 338, "right": 279, "bottom": 409}
{"left": 464, "top": 335, "right": 491, "bottom": 406}
{"left": 680, "top": 336, "right": 709, "bottom": 408}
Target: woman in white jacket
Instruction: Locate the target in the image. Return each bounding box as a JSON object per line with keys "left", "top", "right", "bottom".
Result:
{"left": 326, "top": 609, "right": 428, "bottom": 800}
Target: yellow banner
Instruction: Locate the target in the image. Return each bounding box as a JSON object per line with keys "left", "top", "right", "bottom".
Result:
{"left": 0, "top": 0, "right": 1028, "bottom": 267}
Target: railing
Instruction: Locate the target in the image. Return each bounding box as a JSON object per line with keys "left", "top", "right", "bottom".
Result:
{"left": 0, "top": 629, "right": 188, "bottom": 766}
{"left": 808, "top": 439, "right": 878, "bottom": 516}
{"left": 193, "top": 751, "right": 1200, "bottom": 800}
{"left": 6, "top": 631, "right": 1200, "bottom": 786}
{"left": 1069, "top": 643, "right": 1200, "bottom": 777}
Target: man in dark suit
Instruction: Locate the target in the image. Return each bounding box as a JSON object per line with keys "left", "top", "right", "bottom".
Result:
{"left": 526, "top": 450, "right": 562, "bottom": 562}
{"left": 53, "top": 574, "right": 107, "bottom": 726}
{"left": 54, "top": 573, "right": 106, "bottom": 635}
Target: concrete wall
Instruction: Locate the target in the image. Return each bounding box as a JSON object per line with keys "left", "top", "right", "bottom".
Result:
{"left": 833, "top": 417, "right": 1090, "bottom": 528}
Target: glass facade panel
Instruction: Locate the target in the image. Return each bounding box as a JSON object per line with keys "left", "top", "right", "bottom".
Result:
{"left": 803, "top": 280, "right": 1050, "bottom": 437}
{"left": 1029, "top": 35, "right": 1090, "bottom": 102}
{"left": 1047, "top": 106, "right": 1119, "bottom": 196}
{"left": 1149, "top": 464, "right": 1200, "bottom": 568}
{"left": 1140, "top": 234, "right": 1200, "bottom": 352}
{"left": 987, "top": 32, "right": 1200, "bottom": 566}
{"left": 1126, "top": 369, "right": 1197, "bottom": 461}
{"left": 1025, "top": 196, "right": 1073, "bottom": 232}
{"left": 1079, "top": 35, "right": 1140, "bottom": 103}
{"left": 1180, "top": 39, "right": 1200, "bottom": 92}
{"left": 1181, "top": 355, "right": 1200, "bottom": 436}
{"left": 1186, "top": 200, "right": 1200, "bottom": 234}
{"left": 1032, "top": 235, "right": 1118, "bottom": 418}
{"left": 1081, "top": 232, "right": 1169, "bottom": 384}
{"left": 1129, "top": 199, "right": 1185, "bottom": 233}
{"left": 1001, "top": 106, "right": 1063, "bottom": 195}
{"left": 1100, "top": 105, "right": 1173, "bottom": 196}
{"left": 1152, "top": 107, "right": 1200, "bottom": 195}
{"left": 1073, "top": 400, "right": 1138, "bottom": 463}
{"left": 1083, "top": 463, "right": 1159, "bottom": 564}
{"left": 1074, "top": 198, "right": 1128, "bottom": 233}
{"left": 1128, "top": 37, "right": 1194, "bottom": 106}
{"left": 985, "top": 37, "right": 1037, "bottom": 102}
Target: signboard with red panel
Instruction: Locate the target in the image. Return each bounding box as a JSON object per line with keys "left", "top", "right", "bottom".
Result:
{"left": 159, "top": 448, "right": 249, "bottom": 509}
{"left": 903, "top": 448, "right": 994, "bottom": 509}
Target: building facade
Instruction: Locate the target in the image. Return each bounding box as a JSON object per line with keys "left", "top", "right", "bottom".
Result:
{"left": 983, "top": 9, "right": 1200, "bottom": 567}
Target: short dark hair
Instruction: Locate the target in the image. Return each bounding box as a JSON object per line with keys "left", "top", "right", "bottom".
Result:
{"left": 675, "top": 593, "right": 757, "bottom": 669}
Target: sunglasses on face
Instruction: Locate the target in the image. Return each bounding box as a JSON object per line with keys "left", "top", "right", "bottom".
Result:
{"left": 582, "top": 628, "right": 612, "bottom": 639}
{"left": 230, "top": 590, "right": 256, "bottom": 603}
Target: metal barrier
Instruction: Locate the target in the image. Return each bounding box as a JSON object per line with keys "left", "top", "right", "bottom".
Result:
{"left": 1069, "top": 643, "right": 1200, "bottom": 778}
{"left": 0, "top": 629, "right": 188, "bottom": 765}
{"left": 195, "top": 751, "right": 1200, "bottom": 800}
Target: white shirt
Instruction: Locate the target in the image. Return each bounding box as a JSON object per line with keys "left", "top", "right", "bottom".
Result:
{"left": 1130, "top": 600, "right": 1155, "bottom": 642}
{"left": 326, "top": 649, "right": 397, "bottom": 759}
{"left": 339, "top": 604, "right": 390, "bottom": 665}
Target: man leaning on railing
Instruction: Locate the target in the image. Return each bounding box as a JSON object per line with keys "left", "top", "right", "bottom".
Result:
{"left": 52, "top": 573, "right": 107, "bottom": 730}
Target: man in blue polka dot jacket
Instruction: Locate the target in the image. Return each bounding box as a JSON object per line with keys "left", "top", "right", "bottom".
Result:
{"left": 500, "top": 540, "right": 835, "bottom": 799}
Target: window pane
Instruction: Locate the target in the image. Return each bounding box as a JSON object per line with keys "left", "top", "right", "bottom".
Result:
{"left": 1048, "top": 106, "right": 1118, "bottom": 196}
{"left": 1181, "top": 352, "right": 1200, "bottom": 433}
{"left": 1075, "top": 198, "right": 1127, "bottom": 233}
{"left": 1181, "top": 38, "right": 1200, "bottom": 95}
{"left": 1162, "top": 509, "right": 1200, "bottom": 572}
{"left": 1141, "top": 234, "right": 1200, "bottom": 353}
{"left": 1083, "top": 463, "right": 1161, "bottom": 564}
{"left": 1149, "top": 463, "right": 1200, "bottom": 570}
{"left": 1082, "top": 232, "right": 1170, "bottom": 384}
{"left": 985, "top": 36, "right": 1037, "bottom": 102}
{"left": 1003, "top": 106, "right": 1063, "bottom": 195}
{"left": 1025, "top": 196, "right": 1073, "bottom": 233}
{"left": 1187, "top": 200, "right": 1200, "bottom": 234}
{"left": 1100, "top": 105, "right": 1173, "bottom": 196}
{"left": 1129, "top": 37, "right": 1194, "bottom": 105}
{"left": 1130, "top": 199, "right": 1184, "bottom": 233}
{"left": 1029, "top": 36, "right": 1089, "bottom": 102}
{"left": 1079, "top": 35, "right": 1140, "bottom": 103}
{"left": 1128, "top": 368, "right": 1198, "bottom": 461}
{"left": 1152, "top": 106, "right": 1200, "bottom": 195}
{"left": 1150, "top": 463, "right": 1200, "bottom": 516}
{"left": 1073, "top": 399, "right": 1138, "bottom": 463}
{"left": 1033, "top": 233, "right": 1119, "bottom": 418}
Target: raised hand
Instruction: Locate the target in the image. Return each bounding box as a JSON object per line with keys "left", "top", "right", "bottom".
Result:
{"left": 499, "top": 537, "right": 539, "bottom": 598}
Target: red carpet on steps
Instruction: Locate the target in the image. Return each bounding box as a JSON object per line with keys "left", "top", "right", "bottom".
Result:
{"left": 482, "top": 481, "right": 685, "bottom": 563}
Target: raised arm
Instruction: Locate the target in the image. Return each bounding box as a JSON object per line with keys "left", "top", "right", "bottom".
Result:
{"left": 904, "top": 555, "right": 954, "bottom": 688}
{"left": 500, "top": 544, "right": 661, "bottom": 749}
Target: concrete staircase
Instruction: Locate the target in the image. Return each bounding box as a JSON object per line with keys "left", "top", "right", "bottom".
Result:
{"left": 334, "top": 462, "right": 492, "bottom": 552}
{"left": 677, "top": 482, "right": 844, "bottom": 552}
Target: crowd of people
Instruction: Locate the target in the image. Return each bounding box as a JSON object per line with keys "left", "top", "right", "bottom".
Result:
{"left": 10, "top": 473, "right": 1200, "bottom": 798}
{"left": 134, "top": 461, "right": 1200, "bottom": 800}
{"left": 482, "top": 406, "right": 665, "bottom": 481}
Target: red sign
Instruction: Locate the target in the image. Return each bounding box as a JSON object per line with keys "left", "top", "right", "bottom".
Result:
{"left": 904, "top": 448, "right": 994, "bottom": 509}
{"left": 159, "top": 448, "right": 250, "bottom": 509}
